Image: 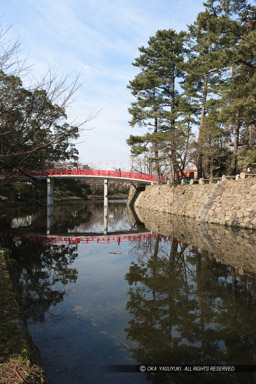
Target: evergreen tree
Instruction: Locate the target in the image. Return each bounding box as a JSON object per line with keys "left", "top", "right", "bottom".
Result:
{"left": 127, "top": 29, "right": 187, "bottom": 182}
{"left": 183, "top": 6, "right": 235, "bottom": 178}
{"left": 202, "top": 98, "right": 232, "bottom": 176}
{"left": 202, "top": 0, "right": 256, "bottom": 174}
{"left": 225, "top": 2, "right": 256, "bottom": 173}
{"left": 127, "top": 1, "right": 256, "bottom": 177}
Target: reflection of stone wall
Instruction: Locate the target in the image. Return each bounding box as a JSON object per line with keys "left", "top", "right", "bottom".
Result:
{"left": 133, "top": 179, "right": 256, "bottom": 229}
{"left": 135, "top": 207, "right": 256, "bottom": 275}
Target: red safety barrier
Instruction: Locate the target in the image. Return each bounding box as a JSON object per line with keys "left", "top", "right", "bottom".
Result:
{"left": 31, "top": 169, "right": 158, "bottom": 181}
{"left": 0, "top": 169, "right": 163, "bottom": 182}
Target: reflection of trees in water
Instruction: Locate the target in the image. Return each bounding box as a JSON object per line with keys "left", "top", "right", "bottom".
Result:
{"left": 125, "top": 235, "right": 256, "bottom": 383}
{"left": 0, "top": 203, "right": 93, "bottom": 233}
{"left": 0, "top": 206, "right": 44, "bottom": 232}
{"left": 126, "top": 234, "right": 162, "bottom": 262}
{"left": 0, "top": 201, "right": 131, "bottom": 234}
{"left": 52, "top": 201, "right": 129, "bottom": 232}
{"left": 51, "top": 203, "right": 93, "bottom": 233}
{"left": 1, "top": 237, "right": 78, "bottom": 322}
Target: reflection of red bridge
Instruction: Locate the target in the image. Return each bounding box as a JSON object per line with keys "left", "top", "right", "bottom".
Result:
{"left": 3, "top": 169, "right": 160, "bottom": 183}
{"left": 1, "top": 232, "right": 156, "bottom": 245}
{"left": 46, "top": 233, "right": 156, "bottom": 245}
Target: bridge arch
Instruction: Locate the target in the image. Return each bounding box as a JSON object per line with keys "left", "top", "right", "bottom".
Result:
{"left": 41, "top": 169, "right": 156, "bottom": 206}
{"left": 1, "top": 169, "right": 158, "bottom": 206}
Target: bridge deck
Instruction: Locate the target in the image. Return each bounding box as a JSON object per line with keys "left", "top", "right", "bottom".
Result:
{"left": 1, "top": 169, "right": 158, "bottom": 184}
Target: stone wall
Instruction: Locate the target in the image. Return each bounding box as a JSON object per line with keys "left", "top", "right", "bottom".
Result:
{"left": 132, "top": 178, "right": 256, "bottom": 229}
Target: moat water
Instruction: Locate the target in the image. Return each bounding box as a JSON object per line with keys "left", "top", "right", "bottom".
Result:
{"left": 1, "top": 200, "right": 256, "bottom": 384}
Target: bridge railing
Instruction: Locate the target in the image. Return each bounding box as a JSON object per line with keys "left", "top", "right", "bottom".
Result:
{"left": 32, "top": 169, "right": 158, "bottom": 181}
{"left": 1, "top": 169, "right": 160, "bottom": 182}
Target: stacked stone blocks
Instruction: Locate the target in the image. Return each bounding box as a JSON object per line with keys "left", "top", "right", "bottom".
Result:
{"left": 132, "top": 177, "right": 256, "bottom": 229}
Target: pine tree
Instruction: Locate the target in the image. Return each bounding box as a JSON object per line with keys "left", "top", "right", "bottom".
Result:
{"left": 183, "top": 5, "right": 238, "bottom": 178}
{"left": 202, "top": 0, "right": 256, "bottom": 174}
{"left": 127, "top": 29, "right": 187, "bottom": 182}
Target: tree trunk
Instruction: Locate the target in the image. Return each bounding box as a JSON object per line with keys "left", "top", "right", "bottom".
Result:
{"left": 170, "top": 71, "right": 179, "bottom": 182}
{"left": 197, "top": 73, "right": 208, "bottom": 179}
{"left": 153, "top": 88, "right": 160, "bottom": 183}
{"left": 248, "top": 124, "right": 256, "bottom": 146}
{"left": 230, "top": 111, "right": 240, "bottom": 175}
{"left": 153, "top": 116, "right": 160, "bottom": 183}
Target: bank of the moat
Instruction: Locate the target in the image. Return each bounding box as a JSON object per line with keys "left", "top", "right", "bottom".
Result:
{"left": 0, "top": 252, "right": 48, "bottom": 384}
{"left": 128, "top": 178, "right": 256, "bottom": 229}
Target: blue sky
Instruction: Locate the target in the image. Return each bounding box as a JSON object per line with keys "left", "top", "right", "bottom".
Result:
{"left": 1, "top": 0, "right": 205, "bottom": 170}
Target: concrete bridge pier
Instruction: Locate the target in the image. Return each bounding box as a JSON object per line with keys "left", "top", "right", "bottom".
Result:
{"left": 47, "top": 178, "right": 54, "bottom": 206}
{"left": 104, "top": 179, "right": 108, "bottom": 207}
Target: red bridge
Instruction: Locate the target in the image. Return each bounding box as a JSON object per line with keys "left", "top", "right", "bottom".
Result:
{"left": 1, "top": 169, "right": 159, "bottom": 206}
{"left": 8, "top": 169, "right": 159, "bottom": 183}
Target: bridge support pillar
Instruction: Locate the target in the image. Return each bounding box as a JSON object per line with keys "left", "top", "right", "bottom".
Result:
{"left": 104, "top": 179, "right": 108, "bottom": 207}
{"left": 47, "top": 178, "right": 54, "bottom": 206}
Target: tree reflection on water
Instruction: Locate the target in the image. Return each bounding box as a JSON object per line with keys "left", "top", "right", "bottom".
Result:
{"left": 1, "top": 236, "right": 78, "bottom": 322}
{"left": 125, "top": 234, "right": 256, "bottom": 383}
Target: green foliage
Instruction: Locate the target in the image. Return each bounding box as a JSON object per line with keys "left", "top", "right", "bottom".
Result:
{"left": 13, "top": 181, "right": 46, "bottom": 202}
{"left": 12, "top": 179, "right": 91, "bottom": 202}
{"left": 108, "top": 185, "right": 129, "bottom": 195}
{"left": 127, "top": 29, "right": 189, "bottom": 180}
{"left": 54, "top": 179, "right": 91, "bottom": 200}
{"left": 238, "top": 145, "right": 256, "bottom": 171}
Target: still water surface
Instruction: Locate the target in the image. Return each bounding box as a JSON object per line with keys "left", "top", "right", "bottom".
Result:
{"left": 1, "top": 200, "right": 256, "bottom": 384}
